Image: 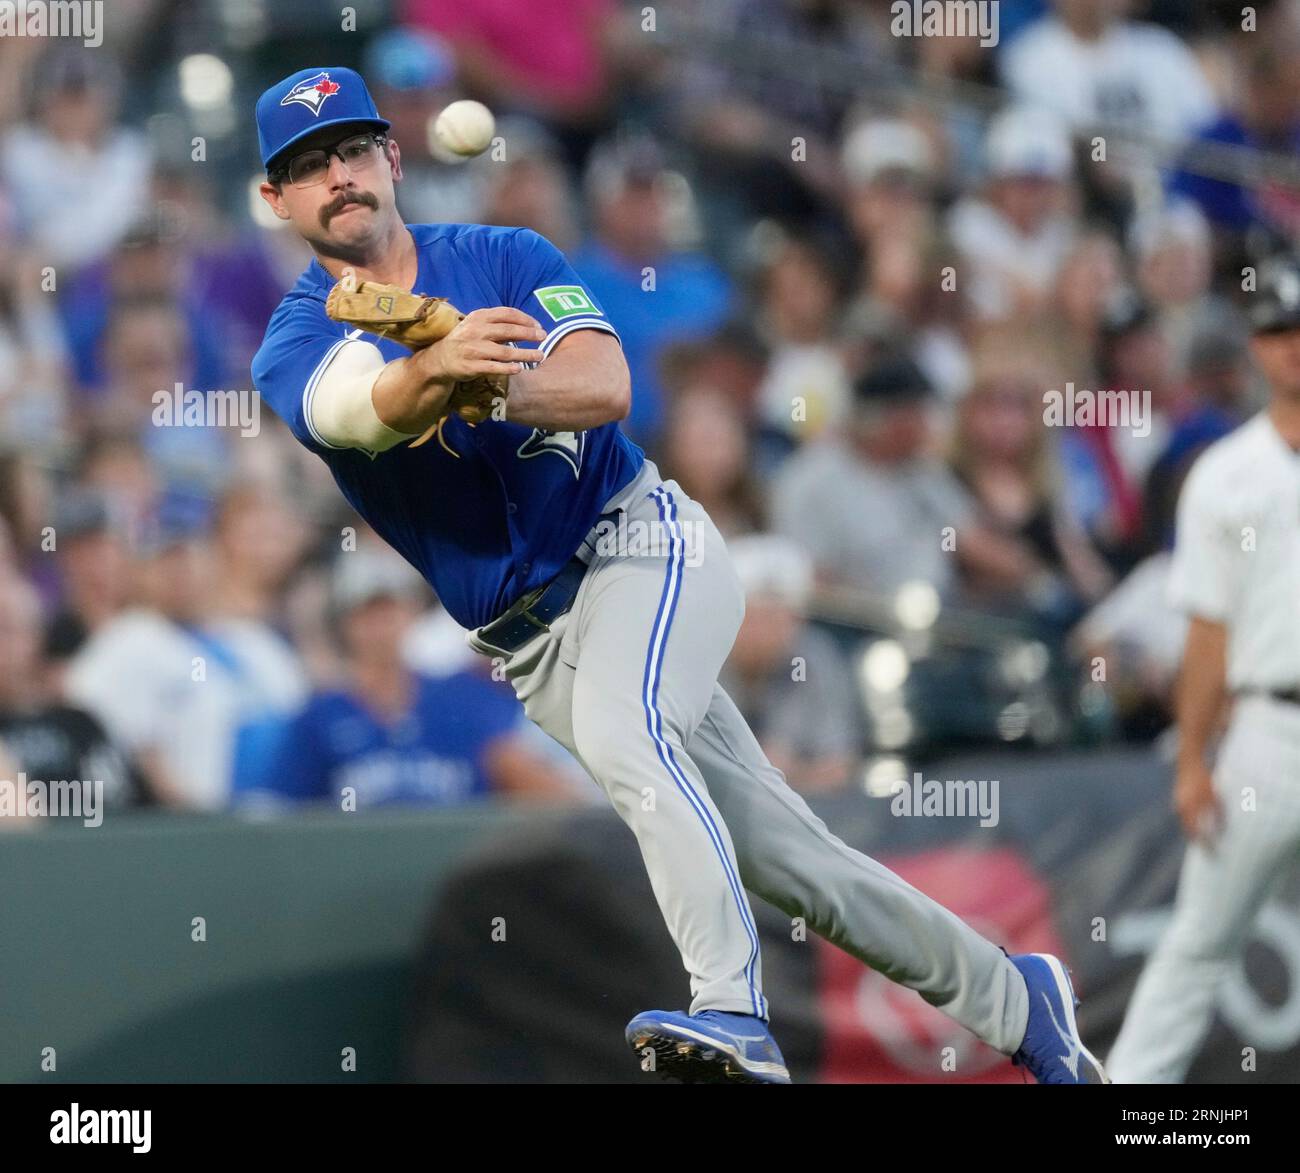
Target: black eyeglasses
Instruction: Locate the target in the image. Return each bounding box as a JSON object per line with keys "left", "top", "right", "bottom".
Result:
{"left": 270, "top": 133, "right": 388, "bottom": 188}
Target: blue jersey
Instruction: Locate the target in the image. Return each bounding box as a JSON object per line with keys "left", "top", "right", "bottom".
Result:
{"left": 251, "top": 670, "right": 523, "bottom": 807}
{"left": 252, "top": 223, "right": 645, "bottom": 629}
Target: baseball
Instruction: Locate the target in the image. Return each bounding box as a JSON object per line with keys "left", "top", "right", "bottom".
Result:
{"left": 432, "top": 100, "right": 496, "bottom": 158}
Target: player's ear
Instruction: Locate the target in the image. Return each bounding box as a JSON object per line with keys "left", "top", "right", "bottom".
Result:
{"left": 258, "top": 181, "right": 291, "bottom": 220}
{"left": 385, "top": 138, "right": 403, "bottom": 184}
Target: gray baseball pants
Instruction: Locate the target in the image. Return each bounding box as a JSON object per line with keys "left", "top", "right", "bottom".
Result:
{"left": 468, "top": 459, "right": 1029, "bottom": 1053}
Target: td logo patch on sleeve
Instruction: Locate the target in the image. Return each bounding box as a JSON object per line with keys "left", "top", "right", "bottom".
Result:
{"left": 534, "top": 285, "right": 602, "bottom": 321}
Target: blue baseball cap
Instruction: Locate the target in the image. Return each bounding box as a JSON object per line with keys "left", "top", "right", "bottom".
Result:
{"left": 256, "top": 66, "right": 391, "bottom": 171}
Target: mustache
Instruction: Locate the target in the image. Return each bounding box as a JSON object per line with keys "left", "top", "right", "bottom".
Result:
{"left": 320, "top": 190, "right": 378, "bottom": 228}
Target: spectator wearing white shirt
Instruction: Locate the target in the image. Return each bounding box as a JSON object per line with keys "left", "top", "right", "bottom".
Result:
{"left": 947, "top": 107, "right": 1078, "bottom": 323}
{"left": 63, "top": 503, "right": 305, "bottom": 811}
{"left": 999, "top": 0, "right": 1218, "bottom": 152}
{"left": 1, "top": 48, "right": 150, "bottom": 275}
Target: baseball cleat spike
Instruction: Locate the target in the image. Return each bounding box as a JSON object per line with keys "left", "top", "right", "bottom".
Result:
{"left": 625, "top": 1009, "right": 792, "bottom": 1084}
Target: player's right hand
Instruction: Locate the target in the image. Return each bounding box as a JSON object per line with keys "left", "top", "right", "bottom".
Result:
{"left": 1173, "top": 759, "right": 1222, "bottom": 845}
{"left": 422, "top": 307, "right": 547, "bottom": 382}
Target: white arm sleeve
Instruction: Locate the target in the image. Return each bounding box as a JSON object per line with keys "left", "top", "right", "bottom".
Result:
{"left": 305, "top": 338, "right": 420, "bottom": 452}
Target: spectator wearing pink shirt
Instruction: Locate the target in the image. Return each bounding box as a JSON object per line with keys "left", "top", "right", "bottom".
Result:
{"left": 403, "top": 0, "right": 617, "bottom": 163}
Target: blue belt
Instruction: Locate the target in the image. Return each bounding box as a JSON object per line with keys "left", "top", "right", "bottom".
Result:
{"left": 476, "top": 554, "right": 591, "bottom": 655}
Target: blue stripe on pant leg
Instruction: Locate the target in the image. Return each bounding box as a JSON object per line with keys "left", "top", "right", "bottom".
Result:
{"left": 648, "top": 489, "right": 766, "bottom": 1018}
{"left": 639, "top": 486, "right": 766, "bottom": 1020}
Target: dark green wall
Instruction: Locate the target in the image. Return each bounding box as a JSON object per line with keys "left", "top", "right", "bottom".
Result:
{"left": 0, "top": 805, "right": 545, "bottom": 1082}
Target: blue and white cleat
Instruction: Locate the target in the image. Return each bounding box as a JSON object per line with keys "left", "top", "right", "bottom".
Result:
{"left": 1009, "top": 953, "right": 1109, "bottom": 1084}
{"left": 625, "top": 1009, "right": 792, "bottom": 1084}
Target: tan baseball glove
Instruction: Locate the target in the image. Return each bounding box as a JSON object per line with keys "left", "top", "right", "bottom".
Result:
{"left": 324, "top": 280, "right": 508, "bottom": 454}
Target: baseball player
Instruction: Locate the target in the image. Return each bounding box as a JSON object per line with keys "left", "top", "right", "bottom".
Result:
{"left": 1106, "top": 256, "right": 1300, "bottom": 1083}
{"left": 250, "top": 66, "right": 1106, "bottom": 1084}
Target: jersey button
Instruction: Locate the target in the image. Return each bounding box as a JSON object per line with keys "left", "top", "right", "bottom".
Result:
{"left": 507, "top": 502, "right": 518, "bottom": 514}
{"left": 521, "top": 562, "right": 532, "bottom": 575}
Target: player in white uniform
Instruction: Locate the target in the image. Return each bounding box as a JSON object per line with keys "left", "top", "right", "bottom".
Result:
{"left": 1107, "top": 256, "right": 1300, "bottom": 1082}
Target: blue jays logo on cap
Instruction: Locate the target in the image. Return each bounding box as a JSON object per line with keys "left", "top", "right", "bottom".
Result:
{"left": 281, "top": 71, "right": 342, "bottom": 116}
{"left": 256, "top": 66, "right": 391, "bottom": 170}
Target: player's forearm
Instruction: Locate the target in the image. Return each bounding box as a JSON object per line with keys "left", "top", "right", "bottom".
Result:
{"left": 371, "top": 348, "right": 456, "bottom": 434}
{"left": 505, "top": 338, "right": 631, "bottom": 430}
{"left": 1174, "top": 616, "right": 1228, "bottom": 767}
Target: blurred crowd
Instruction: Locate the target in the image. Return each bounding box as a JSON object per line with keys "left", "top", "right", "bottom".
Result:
{"left": 1, "top": 0, "right": 1297, "bottom": 820}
